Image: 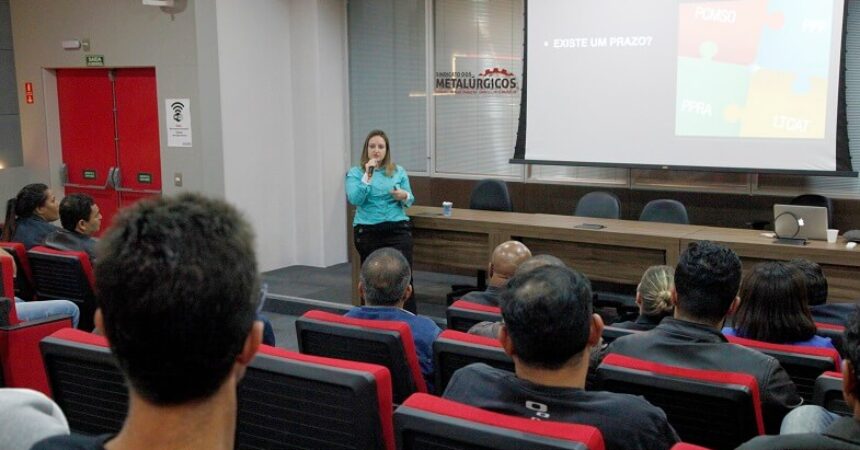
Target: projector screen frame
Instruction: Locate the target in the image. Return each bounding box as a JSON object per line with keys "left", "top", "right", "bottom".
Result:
{"left": 512, "top": 0, "right": 857, "bottom": 178}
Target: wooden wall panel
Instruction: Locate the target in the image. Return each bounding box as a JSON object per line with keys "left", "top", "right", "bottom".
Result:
{"left": 409, "top": 176, "right": 860, "bottom": 231}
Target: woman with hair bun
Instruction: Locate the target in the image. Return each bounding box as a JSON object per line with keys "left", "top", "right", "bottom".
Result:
{"left": 614, "top": 265, "right": 675, "bottom": 331}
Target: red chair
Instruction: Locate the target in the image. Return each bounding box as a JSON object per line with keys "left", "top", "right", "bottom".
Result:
{"left": 815, "top": 321, "right": 845, "bottom": 355}
{"left": 813, "top": 371, "right": 851, "bottom": 417}
{"left": 27, "top": 246, "right": 96, "bottom": 330}
{"left": 726, "top": 335, "right": 841, "bottom": 401}
{"left": 0, "top": 255, "right": 73, "bottom": 395}
{"left": 40, "top": 328, "right": 126, "bottom": 434}
{"left": 598, "top": 353, "right": 763, "bottom": 449}
{"left": 240, "top": 345, "right": 395, "bottom": 449}
{"left": 295, "top": 310, "right": 427, "bottom": 403}
{"left": 0, "top": 242, "right": 35, "bottom": 300}
{"left": 446, "top": 300, "right": 501, "bottom": 332}
{"left": 395, "top": 393, "right": 605, "bottom": 450}
{"left": 42, "top": 328, "right": 398, "bottom": 449}
{"left": 671, "top": 444, "right": 712, "bottom": 450}
{"left": 433, "top": 329, "right": 513, "bottom": 393}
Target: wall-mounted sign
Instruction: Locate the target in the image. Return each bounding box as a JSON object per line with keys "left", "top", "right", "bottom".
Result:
{"left": 165, "top": 98, "right": 192, "bottom": 147}
{"left": 24, "top": 82, "right": 34, "bottom": 104}
{"left": 137, "top": 172, "right": 153, "bottom": 184}
{"left": 85, "top": 55, "right": 105, "bottom": 67}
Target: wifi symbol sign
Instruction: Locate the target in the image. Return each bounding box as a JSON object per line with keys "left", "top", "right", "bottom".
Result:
{"left": 171, "top": 101, "right": 185, "bottom": 122}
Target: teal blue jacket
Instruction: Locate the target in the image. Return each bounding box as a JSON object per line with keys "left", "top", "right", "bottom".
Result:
{"left": 346, "top": 165, "right": 414, "bottom": 226}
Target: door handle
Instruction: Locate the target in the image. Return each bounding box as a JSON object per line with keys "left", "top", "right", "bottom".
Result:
{"left": 107, "top": 166, "right": 120, "bottom": 189}
{"left": 60, "top": 163, "right": 112, "bottom": 190}
{"left": 111, "top": 166, "right": 161, "bottom": 195}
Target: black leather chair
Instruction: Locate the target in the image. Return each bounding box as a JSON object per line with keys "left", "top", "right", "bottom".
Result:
{"left": 791, "top": 194, "right": 834, "bottom": 228}
{"left": 469, "top": 179, "right": 513, "bottom": 212}
{"left": 575, "top": 191, "right": 620, "bottom": 219}
{"left": 639, "top": 199, "right": 690, "bottom": 225}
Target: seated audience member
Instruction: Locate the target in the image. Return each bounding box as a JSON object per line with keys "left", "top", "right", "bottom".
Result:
{"left": 723, "top": 261, "right": 834, "bottom": 349}
{"left": 444, "top": 265, "right": 679, "bottom": 450}
{"left": 34, "top": 193, "right": 264, "bottom": 450}
{"left": 0, "top": 388, "right": 69, "bottom": 450}
{"left": 460, "top": 240, "right": 531, "bottom": 306}
{"left": 612, "top": 265, "right": 674, "bottom": 331}
{"left": 607, "top": 241, "right": 802, "bottom": 433}
{"left": 792, "top": 258, "right": 855, "bottom": 327}
{"left": 44, "top": 193, "right": 101, "bottom": 262}
{"left": 737, "top": 308, "right": 860, "bottom": 449}
{"left": 346, "top": 247, "right": 442, "bottom": 389}
{"left": 467, "top": 254, "right": 566, "bottom": 338}
{"left": 1, "top": 247, "right": 80, "bottom": 328}
{"left": 1, "top": 183, "right": 61, "bottom": 249}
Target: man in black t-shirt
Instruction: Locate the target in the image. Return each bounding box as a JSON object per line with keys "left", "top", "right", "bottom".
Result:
{"left": 443, "top": 265, "right": 679, "bottom": 450}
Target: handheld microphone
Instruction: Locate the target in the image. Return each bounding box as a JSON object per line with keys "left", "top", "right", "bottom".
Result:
{"left": 366, "top": 165, "right": 374, "bottom": 176}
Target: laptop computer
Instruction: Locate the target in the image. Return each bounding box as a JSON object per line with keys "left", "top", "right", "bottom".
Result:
{"left": 773, "top": 204, "right": 829, "bottom": 241}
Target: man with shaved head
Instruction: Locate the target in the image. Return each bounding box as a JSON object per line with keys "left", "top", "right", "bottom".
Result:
{"left": 461, "top": 240, "right": 532, "bottom": 307}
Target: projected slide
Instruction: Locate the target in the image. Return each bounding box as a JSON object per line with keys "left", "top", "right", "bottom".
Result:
{"left": 521, "top": 0, "right": 845, "bottom": 172}
{"left": 676, "top": 0, "right": 834, "bottom": 139}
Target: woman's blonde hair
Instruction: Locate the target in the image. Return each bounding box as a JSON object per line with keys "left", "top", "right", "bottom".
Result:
{"left": 637, "top": 265, "right": 675, "bottom": 317}
{"left": 360, "top": 129, "right": 396, "bottom": 177}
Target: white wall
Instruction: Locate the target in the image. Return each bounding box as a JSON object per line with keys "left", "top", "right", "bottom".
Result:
{"left": 289, "top": 0, "right": 350, "bottom": 267}
{"left": 6, "top": 0, "right": 350, "bottom": 271}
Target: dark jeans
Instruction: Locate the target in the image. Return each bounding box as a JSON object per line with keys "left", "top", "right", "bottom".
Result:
{"left": 354, "top": 220, "right": 417, "bottom": 313}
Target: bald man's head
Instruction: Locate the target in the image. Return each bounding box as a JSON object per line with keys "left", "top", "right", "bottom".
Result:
{"left": 489, "top": 241, "right": 532, "bottom": 286}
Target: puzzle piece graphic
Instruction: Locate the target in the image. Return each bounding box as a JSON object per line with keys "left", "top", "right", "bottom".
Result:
{"left": 675, "top": 56, "right": 750, "bottom": 137}
{"left": 757, "top": 0, "right": 834, "bottom": 93}
{"left": 678, "top": 0, "right": 784, "bottom": 65}
{"left": 725, "top": 69, "right": 827, "bottom": 139}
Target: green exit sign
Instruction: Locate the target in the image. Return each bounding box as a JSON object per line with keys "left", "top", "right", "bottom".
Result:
{"left": 85, "top": 55, "right": 105, "bottom": 67}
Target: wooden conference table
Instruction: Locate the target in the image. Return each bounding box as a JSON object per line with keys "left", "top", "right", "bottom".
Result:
{"left": 349, "top": 205, "right": 860, "bottom": 304}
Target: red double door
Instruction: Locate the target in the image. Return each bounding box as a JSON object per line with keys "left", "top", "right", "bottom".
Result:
{"left": 56, "top": 68, "right": 162, "bottom": 233}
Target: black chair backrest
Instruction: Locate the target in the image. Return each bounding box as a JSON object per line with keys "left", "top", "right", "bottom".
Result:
{"left": 726, "top": 335, "right": 840, "bottom": 402}
{"left": 295, "top": 310, "right": 426, "bottom": 403}
{"left": 446, "top": 300, "right": 502, "bottom": 332}
{"left": 40, "top": 329, "right": 128, "bottom": 435}
{"left": 28, "top": 247, "right": 96, "bottom": 330}
{"left": 598, "top": 354, "right": 763, "bottom": 450}
{"left": 600, "top": 326, "right": 642, "bottom": 344}
{"left": 639, "top": 199, "right": 689, "bottom": 224}
{"left": 812, "top": 371, "right": 851, "bottom": 417}
{"left": 395, "top": 393, "right": 605, "bottom": 450}
{"left": 237, "top": 345, "right": 395, "bottom": 450}
{"left": 575, "top": 191, "right": 621, "bottom": 219}
{"left": 791, "top": 194, "right": 834, "bottom": 228}
{"left": 433, "top": 330, "right": 513, "bottom": 393}
{"left": 469, "top": 179, "right": 513, "bottom": 212}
